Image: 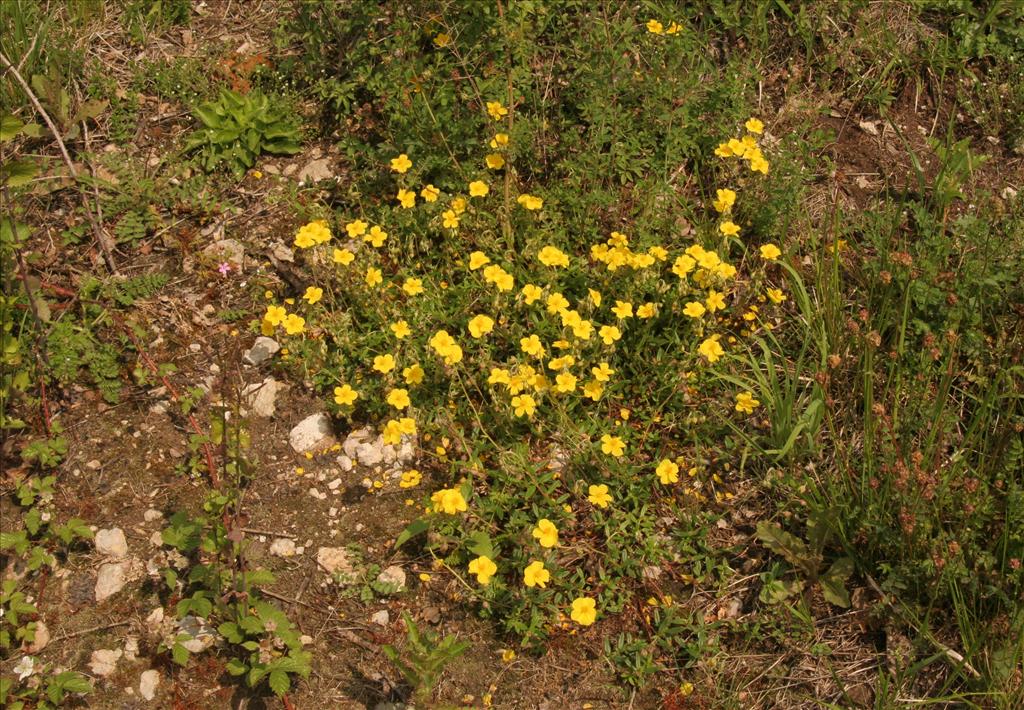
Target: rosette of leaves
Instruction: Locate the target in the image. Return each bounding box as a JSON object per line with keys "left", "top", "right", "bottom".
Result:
{"left": 185, "top": 89, "right": 301, "bottom": 175}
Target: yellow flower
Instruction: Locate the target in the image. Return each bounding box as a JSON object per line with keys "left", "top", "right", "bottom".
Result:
{"left": 492, "top": 270, "right": 514, "bottom": 291}
{"left": 555, "top": 372, "right": 577, "bottom": 393}
{"left": 345, "top": 220, "right": 368, "bottom": 238}
{"left": 517, "top": 194, "right": 544, "bottom": 210}
{"left": 646, "top": 19, "right": 664, "bottom": 34}
{"left": 745, "top": 117, "right": 764, "bottom": 134}
{"left": 399, "top": 417, "right": 417, "bottom": 435}
{"left": 572, "top": 319, "right": 593, "bottom": 340}
{"left": 403, "top": 277, "right": 424, "bottom": 296}
{"left": 489, "top": 133, "right": 509, "bottom": 149}
{"left": 760, "top": 243, "right": 781, "bottom": 260}
{"left": 488, "top": 368, "right": 511, "bottom": 386}
{"left": 429, "top": 330, "right": 463, "bottom": 365}
{"left": 451, "top": 196, "right": 467, "bottom": 214}
{"left": 582, "top": 380, "right": 604, "bottom": 401}
{"left": 391, "top": 320, "right": 411, "bottom": 339}
{"left": 390, "top": 153, "right": 412, "bottom": 173}
{"left": 546, "top": 292, "right": 570, "bottom": 314}
{"left": 468, "top": 555, "right": 498, "bottom": 585}
{"left": 656, "top": 459, "right": 679, "bottom": 485}
{"left": 715, "top": 142, "right": 735, "bottom": 158}
{"left": 683, "top": 301, "right": 706, "bottom": 318}
{"left": 599, "top": 325, "right": 622, "bottom": 345}
{"left": 523, "top": 560, "right": 550, "bottom": 588}
{"left": 601, "top": 434, "right": 625, "bottom": 457}
{"left": 705, "top": 290, "right": 726, "bottom": 313}
{"left": 637, "top": 302, "right": 657, "bottom": 318}
{"left": 712, "top": 188, "right": 737, "bottom": 213}
{"left": 333, "top": 384, "right": 358, "bottom": 406}
{"left": 469, "top": 251, "right": 491, "bottom": 270}
{"left": 591, "top": 362, "right": 615, "bottom": 382}
{"left": 366, "top": 267, "right": 383, "bottom": 287}
{"left": 294, "top": 220, "right": 331, "bottom": 249}
{"left": 648, "top": 246, "right": 668, "bottom": 262}
{"left": 538, "top": 245, "right": 569, "bottom": 267}
{"left": 431, "top": 487, "right": 467, "bottom": 515}
{"left": 511, "top": 393, "right": 536, "bottom": 418}
{"left": 672, "top": 254, "right": 696, "bottom": 278}
{"left": 485, "top": 153, "right": 505, "bottom": 169}
{"left": 399, "top": 470, "right": 421, "bottom": 488}
{"left": 303, "top": 286, "right": 323, "bottom": 304}
{"left": 612, "top": 301, "right": 633, "bottom": 319}
{"left": 442, "top": 210, "right": 460, "bottom": 229}
{"left": 521, "top": 284, "right": 543, "bottom": 304}
{"left": 666, "top": 21, "right": 682, "bottom": 34}
{"left": 468, "top": 314, "right": 495, "bottom": 339}
{"left": 433, "top": 32, "right": 451, "bottom": 47}
{"left": 520, "top": 334, "right": 544, "bottom": 357}
{"left": 767, "top": 288, "right": 786, "bottom": 304}
{"left": 588, "top": 484, "right": 613, "bottom": 509}
{"left": 698, "top": 335, "right": 725, "bottom": 363}
{"left": 333, "top": 248, "right": 355, "bottom": 265}
{"left": 469, "top": 180, "right": 489, "bottom": 197}
{"left": 749, "top": 154, "right": 770, "bottom": 174}
{"left": 716, "top": 262, "right": 738, "bottom": 279}
{"left": 373, "top": 354, "right": 396, "bottom": 373}
{"left": 421, "top": 184, "right": 440, "bottom": 202}
{"left": 735, "top": 391, "right": 760, "bottom": 414}
{"left": 264, "top": 305, "right": 287, "bottom": 326}
{"left": 403, "top": 363, "right": 425, "bottom": 385}
{"left": 364, "top": 225, "right": 388, "bottom": 247}
{"left": 486, "top": 101, "right": 508, "bottom": 121}
{"left": 532, "top": 519, "right": 558, "bottom": 548}
{"left": 386, "top": 388, "right": 411, "bottom": 409}
{"left": 719, "top": 221, "right": 740, "bottom": 237}
{"left": 570, "top": 597, "right": 597, "bottom": 626}
{"left": 282, "top": 313, "right": 305, "bottom": 335}
{"left": 397, "top": 188, "right": 416, "bottom": 208}
{"left": 588, "top": 288, "right": 602, "bottom": 307}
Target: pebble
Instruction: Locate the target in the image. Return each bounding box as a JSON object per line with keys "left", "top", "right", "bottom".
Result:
{"left": 139, "top": 669, "right": 160, "bottom": 700}
{"left": 201, "top": 238, "right": 245, "bottom": 269}
{"left": 327, "top": 478, "right": 342, "bottom": 490}
{"left": 269, "top": 538, "right": 297, "bottom": 557}
{"left": 298, "top": 157, "right": 334, "bottom": 184}
{"left": 243, "top": 337, "right": 280, "bottom": 366}
{"left": 89, "top": 648, "right": 123, "bottom": 677}
{"left": 371, "top": 610, "right": 390, "bottom": 627}
{"left": 95, "top": 528, "right": 129, "bottom": 559}
{"left": 337, "top": 455, "right": 354, "bottom": 472}
{"left": 376, "top": 565, "right": 406, "bottom": 593}
{"left": 243, "top": 377, "right": 284, "bottom": 418}
{"left": 144, "top": 509, "right": 163, "bottom": 522}
{"left": 95, "top": 562, "right": 130, "bottom": 601}
{"left": 289, "top": 413, "right": 336, "bottom": 453}
{"left": 316, "top": 547, "right": 355, "bottom": 576}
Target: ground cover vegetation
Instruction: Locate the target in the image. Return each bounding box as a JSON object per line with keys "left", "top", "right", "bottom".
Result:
{"left": 1, "top": 0, "right": 1022, "bottom": 707}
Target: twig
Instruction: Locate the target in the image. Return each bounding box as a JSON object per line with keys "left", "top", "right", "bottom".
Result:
{"left": 0, "top": 49, "right": 119, "bottom": 274}
{"left": 49, "top": 620, "right": 131, "bottom": 644}
{"left": 241, "top": 527, "right": 295, "bottom": 539}
{"left": 257, "top": 587, "right": 318, "bottom": 612}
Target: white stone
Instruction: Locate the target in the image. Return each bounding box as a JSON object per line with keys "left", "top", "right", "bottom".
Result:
{"left": 342, "top": 428, "right": 372, "bottom": 459}
{"left": 298, "top": 158, "right": 333, "bottom": 184}
{"left": 95, "top": 528, "right": 128, "bottom": 559}
{"left": 371, "top": 610, "right": 390, "bottom": 627}
{"left": 143, "top": 509, "right": 163, "bottom": 522}
{"left": 243, "top": 378, "right": 285, "bottom": 418}
{"left": 337, "top": 454, "right": 354, "bottom": 472}
{"left": 1002, "top": 186, "right": 1018, "bottom": 200}
{"left": 26, "top": 620, "right": 49, "bottom": 653}
{"left": 95, "top": 562, "right": 129, "bottom": 602}
{"left": 269, "top": 538, "right": 297, "bottom": 557}
{"left": 243, "top": 337, "right": 280, "bottom": 366}
{"left": 317, "top": 547, "right": 355, "bottom": 576}
{"left": 201, "top": 238, "right": 244, "bottom": 269}
{"left": 289, "top": 413, "right": 335, "bottom": 453}
{"left": 355, "top": 437, "right": 384, "bottom": 467}
{"left": 124, "top": 637, "right": 140, "bottom": 661}
{"left": 145, "top": 607, "right": 165, "bottom": 632}
{"left": 327, "top": 478, "right": 342, "bottom": 490}
{"left": 376, "top": 565, "right": 406, "bottom": 593}
{"left": 89, "top": 648, "right": 123, "bottom": 677}
{"left": 139, "top": 669, "right": 160, "bottom": 700}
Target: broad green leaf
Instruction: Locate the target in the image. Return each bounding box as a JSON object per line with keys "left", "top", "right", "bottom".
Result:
{"left": 820, "top": 557, "right": 854, "bottom": 608}
{"left": 755, "top": 521, "right": 816, "bottom": 576}
{"left": 394, "top": 518, "right": 428, "bottom": 548}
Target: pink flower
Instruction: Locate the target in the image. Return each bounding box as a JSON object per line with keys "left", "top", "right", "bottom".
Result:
{"left": 218, "top": 262, "right": 232, "bottom": 276}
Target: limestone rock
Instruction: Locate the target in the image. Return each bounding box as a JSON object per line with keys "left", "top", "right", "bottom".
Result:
{"left": 243, "top": 337, "right": 280, "bottom": 366}
{"left": 244, "top": 378, "right": 285, "bottom": 417}
{"left": 139, "top": 669, "right": 160, "bottom": 700}
{"left": 289, "top": 413, "right": 335, "bottom": 453}
{"left": 95, "top": 528, "right": 128, "bottom": 559}
{"left": 376, "top": 565, "right": 406, "bottom": 593}
{"left": 89, "top": 648, "right": 123, "bottom": 677}
{"left": 95, "top": 562, "right": 129, "bottom": 602}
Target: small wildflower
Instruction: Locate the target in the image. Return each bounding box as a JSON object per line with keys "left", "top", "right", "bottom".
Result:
{"left": 469, "top": 180, "right": 490, "bottom": 197}
{"left": 403, "top": 277, "right": 424, "bottom": 296}
{"left": 303, "top": 286, "right": 323, "bottom": 304}
{"left": 745, "top": 117, "right": 764, "bottom": 134}
{"left": 486, "top": 101, "right": 508, "bottom": 121}
{"left": 391, "top": 320, "right": 411, "bottom": 339}
{"left": 601, "top": 434, "right": 625, "bottom": 457}
{"left": 523, "top": 560, "right": 550, "bottom": 588}
{"left": 397, "top": 188, "right": 416, "bottom": 208}
{"left": 719, "top": 221, "right": 741, "bottom": 237}
{"left": 373, "top": 354, "right": 396, "bottom": 373}
{"left": 646, "top": 19, "right": 664, "bottom": 34}
{"left": 532, "top": 519, "right": 558, "bottom": 547}
{"left": 431, "top": 487, "right": 468, "bottom": 514}
{"left": 485, "top": 153, "right": 506, "bottom": 169}
{"left": 588, "top": 484, "right": 613, "bottom": 508}
{"left": 282, "top": 313, "right": 305, "bottom": 335}
{"left": 333, "top": 248, "right": 355, "bottom": 265}
{"left": 570, "top": 597, "right": 597, "bottom": 626}
{"left": 334, "top": 384, "right": 358, "bottom": 406}
{"left": 468, "top": 555, "right": 498, "bottom": 585}
{"left": 366, "top": 267, "right": 383, "bottom": 287}
{"left": 735, "top": 391, "right": 760, "bottom": 414}
{"left": 421, "top": 184, "right": 440, "bottom": 202}
{"left": 403, "top": 363, "right": 425, "bottom": 385}
{"left": 468, "top": 314, "right": 495, "bottom": 339}
{"left": 760, "top": 243, "right": 782, "bottom": 260}
{"left": 386, "top": 388, "right": 411, "bottom": 409}
{"left": 656, "top": 459, "right": 679, "bottom": 484}
{"left": 390, "top": 154, "right": 412, "bottom": 173}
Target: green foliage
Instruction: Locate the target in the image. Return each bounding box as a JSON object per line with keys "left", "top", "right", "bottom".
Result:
{"left": 185, "top": 89, "right": 301, "bottom": 175}
{"left": 218, "top": 601, "right": 312, "bottom": 697}
{"left": 45, "top": 320, "right": 123, "bottom": 403}
{"left": 755, "top": 512, "right": 853, "bottom": 608}
{"left": 382, "top": 612, "right": 469, "bottom": 705}
{"left": 0, "top": 471, "right": 92, "bottom": 573}
{"left": 122, "top": 0, "right": 191, "bottom": 45}
{"left": 0, "top": 665, "right": 92, "bottom": 710}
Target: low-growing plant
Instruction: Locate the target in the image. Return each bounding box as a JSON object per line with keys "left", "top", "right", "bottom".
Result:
{"left": 382, "top": 611, "right": 470, "bottom": 706}
{"left": 185, "top": 89, "right": 301, "bottom": 175}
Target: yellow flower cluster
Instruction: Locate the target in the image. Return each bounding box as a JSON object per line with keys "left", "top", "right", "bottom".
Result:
{"left": 714, "top": 118, "right": 770, "bottom": 174}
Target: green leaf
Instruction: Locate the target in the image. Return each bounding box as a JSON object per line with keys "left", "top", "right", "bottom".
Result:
{"left": 394, "top": 518, "right": 428, "bottom": 548}
{"left": 267, "top": 669, "right": 290, "bottom": 696}
{"left": 0, "top": 113, "right": 25, "bottom": 140}
{"left": 225, "top": 658, "right": 248, "bottom": 676}
{"left": 755, "top": 521, "right": 816, "bottom": 577}
{"left": 467, "top": 531, "right": 494, "bottom": 559}
{"left": 820, "top": 557, "right": 854, "bottom": 608}
{"left": 171, "top": 642, "right": 191, "bottom": 666}
{"left": 0, "top": 159, "right": 37, "bottom": 187}
{"left": 218, "top": 622, "right": 243, "bottom": 644}
{"left": 54, "top": 671, "right": 92, "bottom": 695}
